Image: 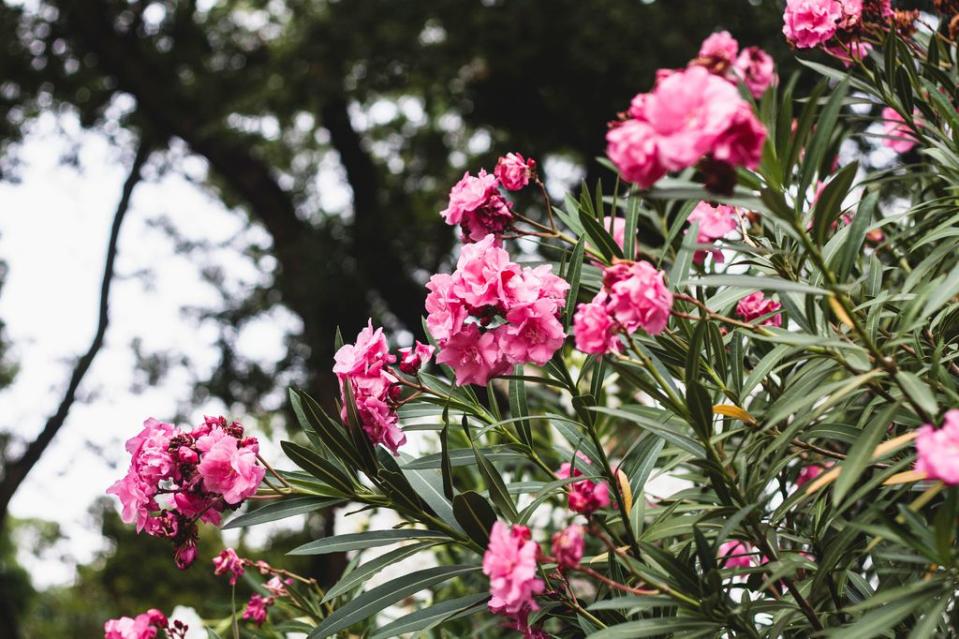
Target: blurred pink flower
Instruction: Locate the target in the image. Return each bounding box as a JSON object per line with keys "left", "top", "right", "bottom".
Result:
{"left": 573, "top": 292, "right": 621, "bottom": 355}
{"left": 213, "top": 548, "right": 246, "bottom": 585}
{"left": 719, "top": 540, "right": 757, "bottom": 568}
{"left": 606, "top": 261, "right": 674, "bottom": 336}
{"left": 881, "top": 107, "right": 918, "bottom": 154}
{"left": 733, "top": 46, "right": 777, "bottom": 97}
{"left": 552, "top": 524, "right": 585, "bottom": 569}
{"left": 783, "top": 0, "right": 842, "bottom": 49}
{"left": 483, "top": 522, "right": 544, "bottom": 615}
{"left": 243, "top": 594, "right": 273, "bottom": 626}
{"left": 699, "top": 31, "right": 739, "bottom": 65}
{"left": 915, "top": 409, "right": 959, "bottom": 485}
{"left": 397, "top": 341, "right": 435, "bottom": 375}
{"left": 736, "top": 291, "right": 783, "bottom": 327}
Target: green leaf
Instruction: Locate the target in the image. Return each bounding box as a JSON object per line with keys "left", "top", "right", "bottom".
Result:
{"left": 399, "top": 452, "right": 460, "bottom": 532}
{"left": 222, "top": 496, "right": 343, "bottom": 530}
{"left": 826, "top": 593, "right": 929, "bottom": 639}
{"left": 683, "top": 274, "right": 829, "bottom": 295}
{"left": 835, "top": 190, "right": 877, "bottom": 282}
{"left": 322, "top": 541, "right": 441, "bottom": 603}
{"left": 798, "top": 77, "right": 849, "bottom": 213}
{"left": 369, "top": 593, "right": 489, "bottom": 639}
{"left": 812, "top": 160, "right": 858, "bottom": 247}
{"left": 685, "top": 381, "right": 713, "bottom": 442}
{"left": 308, "top": 565, "right": 480, "bottom": 638}
{"left": 509, "top": 369, "right": 533, "bottom": 448}
{"left": 281, "top": 441, "right": 355, "bottom": 496}
{"left": 670, "top": 222, "right": 698, "bottom": 292}
{"left": 402, "top": 445, "right": 527, "bottom": 470}
{"left": 895, "top": 371, "right": 939, "bottom": 416}
{"left": 832, "top": 402, "right": 899, "bottom": 505}
{"left": 587, "top": 619, "right": 718, "bottom": 638}
{"left": 288, "top": 529, "right": 449, "bottom": 556}
{"left": 439, "top": 422, "right": 454, "bottom": 500}
{"left": 908, "top": 594, "right": 951, "bottom": 639}
{"left": 579, "top": 208, "right": 624, "bottom": 262}
{"left": 473, "top": 444, "right": 519, "bottom": 521}
{"left": 564, "top": 237, "right": 587, "bottom": 329}
{"left": 452, "top": 491, "right": 497, "bottom": 547}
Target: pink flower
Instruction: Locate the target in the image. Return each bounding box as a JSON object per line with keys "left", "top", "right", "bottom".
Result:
{"left": 436, "top": 324, "right": 508, "bottom": 386}
{"left": 824, "top": 40, "right": 873, "bottom": 66}
{"left": 196, "top": 431, "right": 265, "bottom": 505}
{"left": 213, "top": 548, "right": 246, "bottom": 585}
{"left": 605, "top": 119, "right": 666, "bottom": 189}
{"left": 603, "top": 216, "right": 629, "bottom": 253}
{"left": 495, "top": 153, "right": 536, "bottom": 191}
{"left": 172, "top": 492, "right": 221, "bottom": 525}
{"left": 501, "top": 299, "right": 567, "bottom": 366}
{"left": 606, "top": 261, "right": 674, "bottom": 336}
{"left": 711, "top": 103, "right": 767, "bottom": 170}
{"left": 733, "top": 47, "right": 777, "bottom": 98}
{"left": 451, "top": 235, "right": 517, "bottom": 310}
{"left": 482, "top": 522, "right": 544, "bottom": 615}
{"left": 881, "top": 107, "right": 917, "bottom": 153}
{"left": 551, "top": 524, "right": 585, "bottom": 569}
{"left": 107, "top": 470, "right": 155, "bottom": 532}
{"left": 333, "top": 321, "right": 395, "bottom": 378}
{"left": 687, "top": 201, "right": 739, "bottom": 263}
{"left": 699, "top": 31, "right": 739, "bottom": 66}
{"left": 354, "top": 393, "right": 406, "bottom": 454}
{"left": 736, "top": 291, "right": 783, "bottom": 327}
{"left": 837, "top": 0, "right": 863, "bottom": 28}
{"left": 556, "top": 463, "right": 611, "bottom": 516}
{"left": 642, "top": 66, "right": 742, "bottom": 171}
{"left": 104, "top": 610, "right": 167, "bottom": 639}
{"left": 425, "top": 273, "right": 467, "bottom": 343}
{"left": 573, "top": 292, "right": 621, "bottom": 355}
{"left": 719, "top": 540, "right": 757, "bottom": 568}
{"left": 243, "top": 594, "right": 274, "bottom": 626}
{"left": 783, "top": 0, "right": 842, "bottom": 49}
{"left": 264, "top": 576, "right": 292, "bottom": 597}
{"left": 441, "top": 170, "right": 500, "bottom": 225}
{"left": 915, "top": 409, "right": 959, "bottom": 485}
{"left": 398, "top": 341, "right": 435, "bottom": 375}
{"left": 174, "top": 539, "right": 198, "bottom": 570}
{"left": 795, "top": 464, "right": 826, "bottom": 487}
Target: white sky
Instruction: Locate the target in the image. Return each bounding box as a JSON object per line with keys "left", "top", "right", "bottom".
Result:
{"left": 0, "top": 111, "right": 294, "bottom": 586}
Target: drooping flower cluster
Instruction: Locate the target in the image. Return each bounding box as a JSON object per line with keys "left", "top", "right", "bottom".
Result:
{"left": 573, "top": 260, "right": 674, "bottom": 355}
{"left": 483, "top": 522, "right": 545, "bottom": 617}
{"left": 735, "top": 291, "right": 783, "bottom": 327}
{"left": 441, "top": 153, "right": 536, "bottom": 243}
{"left": 695, "top": 31, "right": 777, "bottom": 99}
{"left": 783, "top": 0, "right": 913, "bottom": 65}
{"left": 687, "top": 201, "right": 739, "bottom": 263}
{"left": 104, "top": 609, "right": 188, "bottom": 639}
{"left": 555, "top": 459, "right": 611, "bottom": 515}
{"left": 915, "top": 409, "right": 959, "bottom": 485}
{"left": 607, "top": 65, "right": 767, "bottom": 191}
{"left": 426, "top": 234, "right": 569, "bottom": 386}
{"left": 212, "top": 548, "right": 294, "bottom": 627}
{"left": 107, "top": 416, "right": 265, "bottom": 568}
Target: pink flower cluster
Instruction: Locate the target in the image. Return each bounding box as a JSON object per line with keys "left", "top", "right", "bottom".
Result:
{"left": 736, "top": 291, "right": 783, "bottom": 327}
{"left": 334, "top": 322, "right": 435, "bottom": 454}
{"left": 718, "top": 540, "right": 760, "bottom": 569}
{"left": 783, "top": 0, "right": 898, "bottom": 65}
{"left": 556, "top": 460, "right": 611, "bottom": 515}
{"left": 687, "top": 201, "right": 739, "bottom": 263}
{"left": 607, "top": 64, "right": 766, "bottom": 190}
{"left": 212, "top": 549, "right": 293, "bottom": 626}
{"left": 915, "top": 409, "right": 959, "bottom": 485}
{"left": 697, "top": 31, "right": 778, "bottom": 99}
{"left": 551, "top": 524, "right": 585, "bottom": 569}
{"left": 483, "top": 522, "right": 545, "bottom": 616}
{"left": 881, "top": 107, "right": 918, "bottom": 153}
{"left": 104, "top": 610, "right": 188, "bottom": 639}
{"left": 440, "top": 153, "right": 535, "bottom": 243}
{"left": 107, "top": 416, "right": 265, "bottom": 569}
{"left": 573, "top": 260, "right": 674, "bottom": 355}
{"left": 426, "top": 234, "right": 569, "bottom": 386}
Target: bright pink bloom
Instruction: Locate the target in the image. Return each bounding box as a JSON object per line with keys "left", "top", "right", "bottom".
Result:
{"left": 573, "top": 292, "right": 621, "bottom": 355}
{"left": 213, "top": 548, "right": 245, "bottom": 585}
{"left": 107, "top": 419, "right": 175, "bottom": 532}
{"left": 736, "top": 291, "right": 782, "bottom": 327}
{"left": 196, "top": 431, "right": 265, "bottom": 505}
{"left": 495, "top": 153, "right": 536, "bottom": 191}
{"left": 436, "top": 324, "right": 508, "bottom": 386}
{"left": 711, "top": 103, "right": 767, "bottom": 170}
{"left": 733, "top": 47, "right": 777, "bottom": 98}
{"left": 837, "top": 0, "right": 863, "bottom": 28}
{"left": 243, "top": 594, "right": 273, "bottom": 626}
{"left": 605, "top": 119, "right": 666, "bottom": 189}
{"left": 501, "top": 299, "right": 567, "bottom": 366}
{"left": 441, "top": 170, "right": 500, "bottom": 225}
{"left": 915, "top": 409, "right": 959, "bottom": 485}
{"left": 719, "top": 540, "right": 757, "bottom": 568}
{"left": 483, "top": 522, "right": 544, "bottom": 615}
{"left": 333, "top": 321, "right": 395, "bottom": 379}
{"left": 172, "top": 492, "right": 221, "bottom": 525}
{"left": 107, "top": 470, "right": 155, "bottom": 533}
{"left": 551, "top": 524, "right": 585, "bottom": 569}
{"left": 355, "top": 393, "right": 406, "bottom": 454}
{"left": 881, "top": 107, "right": 917, "bottom": 153}
{"left": 398, "top": 341, "right": 435, "bottom": 375}
{"left": 451, "top": 235, "right": 517, "bottom": 310}
{"left": 556, "top": 463, "right": 611, "bottom": 515}
{"left": 425, "top": 273, "right": 467, "bottom": 343}
{"left": 174, "top": 539, "right": 198, "bottom": 570}
{"left": 642, "top": 66, "right": 742, "bottom": 171}
{"left": 783, "top": 0, "right": 842, "bottom": 49}
{"left": 699, "top": 31, "right": 739, "bottom": 65}
{"left": 603, "top": 216, "right": 628, "bottom": 253}
{"left": 606, "top": 261, "right": 674, "bottom": 336}
{"left": 264, "top": 576, "right": 292, "bottom": 597}
{"left": 795, "top": 464, "right": 826, "bottom": 487}
{"left": 104, "top": 610, "right": 167, "bottom": 639}
{"left": 687, "top": 201, "right": 738, "bottom": 263}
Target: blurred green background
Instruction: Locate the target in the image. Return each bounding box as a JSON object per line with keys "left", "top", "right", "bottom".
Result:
{"left": 0, "top": 0, "right": 793, "bottom": 636}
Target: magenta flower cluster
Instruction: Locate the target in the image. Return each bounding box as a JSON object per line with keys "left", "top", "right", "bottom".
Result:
{"left": 426, "top": 234, "right": 569, "bottom": 386}
{"left": 915, "top": 409, "right": 959, "bottom": 485}
{"left": 735, "top": 291, "right": 783, "bottom": 328}
{"left": 334, "top": 322, "right": 434, "bottom": 454}
{"left": 698, "top": 31, "right": 777, "bottom": 99}
{"left": 107, "top": 416, "right": 265, "bottom": 568}
{"left": 687, "top": 201, "right": 740, "bottom": 264}
{"left": 212, "top": 547, "right": 293, "bottom": 626}
{"left": 783, "top": 0, "right": 897, "bottom": 64}
{"left": 104, "top": 609, "right": 188, "bottom": 639}
{"left": 555, "top": 458, "right": 611, "bottom": 516}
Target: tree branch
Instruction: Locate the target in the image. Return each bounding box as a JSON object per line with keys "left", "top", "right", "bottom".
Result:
{"left": 0, "top": 140, "right": 151, "bottom": 528}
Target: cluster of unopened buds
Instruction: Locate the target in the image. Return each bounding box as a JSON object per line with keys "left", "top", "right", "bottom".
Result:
{"left": 107, "top": 416, "right": 265, "bottom": 568}
{"left": 104, "top": 609, "right": 189, "bottom": 639}
{"left": 783, "top": 0, "right": 918, "bottom": 65}
{"left": 606, "top": 32, "right": 770, "bottom": 193}
{"left": 213, "top": 548, "right": 297, "bottom": 626}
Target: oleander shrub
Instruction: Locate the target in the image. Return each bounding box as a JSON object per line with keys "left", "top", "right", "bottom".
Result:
{"left": 104, "top": 3, "right": 959, "bottom": 637}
